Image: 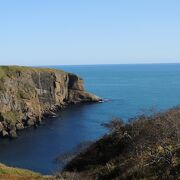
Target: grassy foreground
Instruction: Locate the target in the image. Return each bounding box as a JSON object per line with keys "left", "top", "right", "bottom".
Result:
{"left": 0, "top": 163, "right": 51, "bottom": 180}
{"left": 0, "top": 163, "right": 86, "bottom": 180}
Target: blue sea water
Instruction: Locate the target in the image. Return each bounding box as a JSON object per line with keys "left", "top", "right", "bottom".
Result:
{"left": 0, "top": 64, "right": 180, "bottom": 174}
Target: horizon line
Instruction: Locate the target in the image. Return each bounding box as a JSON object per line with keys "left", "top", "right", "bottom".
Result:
{"left": 1, "top": 62, "right": 180, "bottom": 67}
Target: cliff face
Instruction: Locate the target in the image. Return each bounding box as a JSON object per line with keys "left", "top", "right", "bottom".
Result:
{"left": 0, "top": 66, "right": 100, "bottom": 138}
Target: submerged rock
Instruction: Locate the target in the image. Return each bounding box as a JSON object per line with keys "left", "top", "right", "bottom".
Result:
{"left": 0, "top": 66, "right": 101, "bottom": 138}
{"left": 9, "top": 129, "right": 17, "bottom": 138}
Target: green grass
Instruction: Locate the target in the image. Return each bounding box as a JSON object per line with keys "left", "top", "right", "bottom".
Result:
{"left": 0, "top": 163, "right": 56, "bottom": 179}
{"left": 0, "top": 163, "right": 41, "bottom": 177}
{"left": 1, "top": 111, "right": 23, "bottom": 124}
{"left": 0, "top": 65, "right": 67, "bottom": 79}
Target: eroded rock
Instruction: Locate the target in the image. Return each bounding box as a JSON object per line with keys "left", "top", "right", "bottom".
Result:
{"left": 0, "top": 66, "right": 101, "bottom": 138}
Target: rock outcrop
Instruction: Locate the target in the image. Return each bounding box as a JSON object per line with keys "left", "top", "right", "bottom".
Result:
{"left": 0, "top": 66, "right": 101, "bottom": 138}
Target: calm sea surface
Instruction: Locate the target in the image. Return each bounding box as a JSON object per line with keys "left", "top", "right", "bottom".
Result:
{"left": 0, "top": 64, "right": 180, "bottom": 174}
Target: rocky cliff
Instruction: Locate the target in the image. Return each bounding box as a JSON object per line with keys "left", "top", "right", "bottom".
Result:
{"left": 0, "top": 66, "right": 101, "bottom": 138}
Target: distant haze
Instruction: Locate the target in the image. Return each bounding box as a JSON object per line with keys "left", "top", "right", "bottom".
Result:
{"left": 0, "top": 0, "right": 179, "bottom": 65}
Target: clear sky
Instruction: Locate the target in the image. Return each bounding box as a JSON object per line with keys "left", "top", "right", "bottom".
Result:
{"left": 0, "top": 0, "right": 179, "bottom": 65}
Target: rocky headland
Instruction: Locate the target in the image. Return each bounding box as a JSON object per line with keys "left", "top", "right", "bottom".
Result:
{"left": 0, "top": 66, "right": 101, "bottom": 138}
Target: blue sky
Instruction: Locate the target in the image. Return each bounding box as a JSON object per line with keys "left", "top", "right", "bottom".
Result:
{"left": 0, "top": 0, "right": 179, "bottom": 65}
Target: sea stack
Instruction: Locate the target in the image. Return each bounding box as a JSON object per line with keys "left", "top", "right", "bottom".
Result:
{"left": 0, "top": 66, "right": 101, "bottom": 138}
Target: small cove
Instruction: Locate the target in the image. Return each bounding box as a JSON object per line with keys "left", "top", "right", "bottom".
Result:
{"left": 0, "top": 64, "right": 180, "bottom": 174}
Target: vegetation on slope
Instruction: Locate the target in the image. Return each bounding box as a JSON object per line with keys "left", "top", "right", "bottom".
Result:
{"left": 63, "top": 107, "right": 180, "bottom": 179}
{"left": 0, "top": 66, "right": 66, "bottom": 79}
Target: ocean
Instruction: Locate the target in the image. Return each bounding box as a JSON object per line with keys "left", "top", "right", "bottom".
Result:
{"left": 0, "top": 64, "right": 180, "bottom": 174}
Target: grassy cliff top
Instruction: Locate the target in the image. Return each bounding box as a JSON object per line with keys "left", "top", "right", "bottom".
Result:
{"left": 0, "top": 65, "right": 67, "bottom": 79}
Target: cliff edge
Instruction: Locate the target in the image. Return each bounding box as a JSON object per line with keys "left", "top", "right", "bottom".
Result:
{"left": 0, "top": 66, "right": 101, "bottom": 138}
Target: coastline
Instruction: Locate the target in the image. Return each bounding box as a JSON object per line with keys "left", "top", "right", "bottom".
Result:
{"left": 0, "top": 66, "right": 101, "bottom": 138}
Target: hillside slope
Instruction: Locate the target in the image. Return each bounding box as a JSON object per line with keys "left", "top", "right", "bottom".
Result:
{"left": 64, "top": 108, "right": 180, "bottom": 179}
